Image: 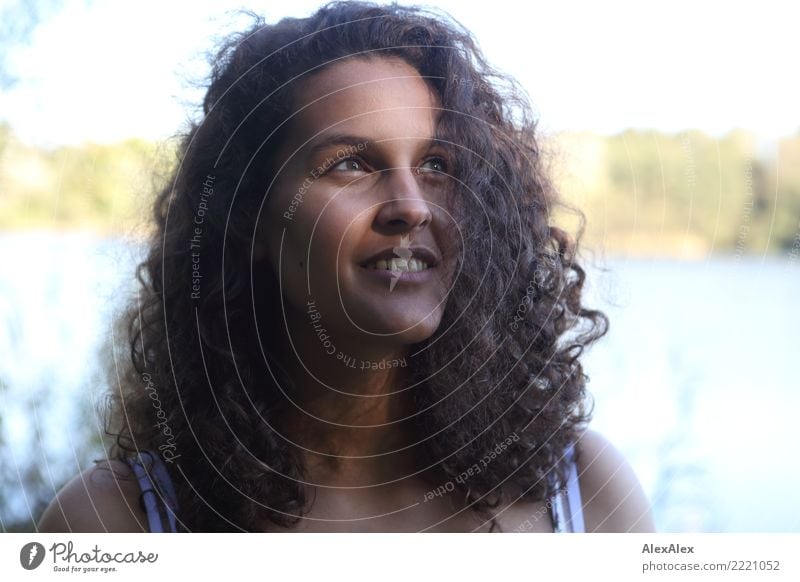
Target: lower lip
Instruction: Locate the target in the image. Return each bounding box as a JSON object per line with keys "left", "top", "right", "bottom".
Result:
{"left": 358, "top": 265, "right": 435, "bottom": 285}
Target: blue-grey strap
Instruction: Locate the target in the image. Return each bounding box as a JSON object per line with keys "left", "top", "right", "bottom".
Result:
{"left": 126, "top": 450, "right": 179, "bottom": 532}
{"left": 548, "top": 443, "right": 585, "bottom": 533}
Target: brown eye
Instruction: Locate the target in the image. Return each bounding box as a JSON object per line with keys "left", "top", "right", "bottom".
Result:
{"left": 330, "top": 158, "right": 363, "bottom": 172}
{"left": 417, "top": 157, "right": 448, "bottom": 174}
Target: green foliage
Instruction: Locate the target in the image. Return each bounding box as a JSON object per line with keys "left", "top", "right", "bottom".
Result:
{"left": 551, "top": 129, "right": 800, "bottom": 256}
{"left": 1, "top": 126, "right": 799, "bottom": 256}
{"left": 0, "top": 129, "right": 175, "bottom": 235}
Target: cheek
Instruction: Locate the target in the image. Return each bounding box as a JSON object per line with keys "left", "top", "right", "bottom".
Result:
{"left": 284, "top": 202, "right": 363, "bottom": 275}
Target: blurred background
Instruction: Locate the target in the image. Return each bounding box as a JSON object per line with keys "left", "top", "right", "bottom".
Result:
{"left": 1, "top": 0, "right": 798, "bottom": 532}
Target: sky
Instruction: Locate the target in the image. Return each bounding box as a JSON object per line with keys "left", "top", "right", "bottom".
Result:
{"left": 1, "top": 0, "right": 798, "bottom": 147}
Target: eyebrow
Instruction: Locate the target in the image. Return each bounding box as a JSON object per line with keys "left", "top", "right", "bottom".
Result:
{"left": 306, "top": 133, "right": 374, "bottom": 157}
{"left": 304, "top": 132, "right": 443, "bottom": 158}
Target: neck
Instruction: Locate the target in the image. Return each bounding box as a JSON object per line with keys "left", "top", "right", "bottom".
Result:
{"left": 272, "top": 303, "right": 421, "bottom": 486}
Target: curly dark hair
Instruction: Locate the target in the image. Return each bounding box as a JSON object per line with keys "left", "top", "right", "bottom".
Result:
{"left": 107, "top": 0, "right": 608, "bottom": 532}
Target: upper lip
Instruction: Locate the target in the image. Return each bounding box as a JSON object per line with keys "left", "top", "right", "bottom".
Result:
{"left": 359, "top": 245, "right": 440, "bottom": 267}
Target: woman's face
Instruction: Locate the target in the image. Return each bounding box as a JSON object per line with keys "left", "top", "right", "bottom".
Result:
{"left": 260, "top": 56, "right": 459, "bottom": 350}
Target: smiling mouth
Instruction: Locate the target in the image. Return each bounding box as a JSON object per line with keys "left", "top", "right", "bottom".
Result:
{"left": 362, "top": 258, "right": 431, "bottom": 272}
{"left": 358, "top": 241, "right": 440, "bottom": 273}
{"left": 358, "top": 259, "right": 436, "bottom": 291}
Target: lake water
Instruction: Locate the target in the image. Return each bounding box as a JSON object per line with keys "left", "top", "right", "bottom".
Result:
{"left": 1, "top": 232, "right": 798, "bottom": 532}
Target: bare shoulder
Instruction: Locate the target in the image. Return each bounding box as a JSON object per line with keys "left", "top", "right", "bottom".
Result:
{"left": 574, "top": 429, "right": 656, "bottom": 532}
{"left": 37, "top": 459, "right": 148, "bottom": 533}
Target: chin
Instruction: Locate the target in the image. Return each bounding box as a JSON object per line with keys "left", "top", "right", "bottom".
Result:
{"left": 376, "top": 312, "right": 442, "bottom": 344}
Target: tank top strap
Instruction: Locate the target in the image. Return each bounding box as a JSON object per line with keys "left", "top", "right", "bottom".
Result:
{"left": 126, "top": 449, "right": 179, "bottom": 533}
{"left": 547, "top": 442, "right": 585, "bottom": 533}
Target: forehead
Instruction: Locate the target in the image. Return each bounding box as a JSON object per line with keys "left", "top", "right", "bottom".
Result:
{"left": 287, "top": 56, "right": 442, "bottom": 143}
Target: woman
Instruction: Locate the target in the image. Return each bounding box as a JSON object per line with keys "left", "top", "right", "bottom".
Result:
{"left": 39, "top": 1, "right": 654, "bottom": 533}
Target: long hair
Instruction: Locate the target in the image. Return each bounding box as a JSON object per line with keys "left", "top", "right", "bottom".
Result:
{"left": 107, "top": 0, "right": 608, "bottom": 532}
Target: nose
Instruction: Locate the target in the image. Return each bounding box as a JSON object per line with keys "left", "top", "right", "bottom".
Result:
{"left": 374, "top": 167, "right": 433, "bottom": 234}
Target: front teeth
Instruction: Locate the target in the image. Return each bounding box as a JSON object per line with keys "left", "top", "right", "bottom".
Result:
{"left": 368, "top": 258, "right": 429, "bottom": 272}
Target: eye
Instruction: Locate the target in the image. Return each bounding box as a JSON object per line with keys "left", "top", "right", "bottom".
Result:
{"left": 417, "top": 157, "right": 448, "bottom": 174}
{"left": 329, "top": 158, "right": 364, "bottom": 172}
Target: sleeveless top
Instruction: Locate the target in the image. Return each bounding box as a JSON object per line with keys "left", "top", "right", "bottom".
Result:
{"left": 126, "top": 443, "right": 585, "bottom": 533}
{"left": 125, "top": 450, "right": 180, "bottom": 533}
{"left": 546, "top": 442, "right": 585, "bottom": 533}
